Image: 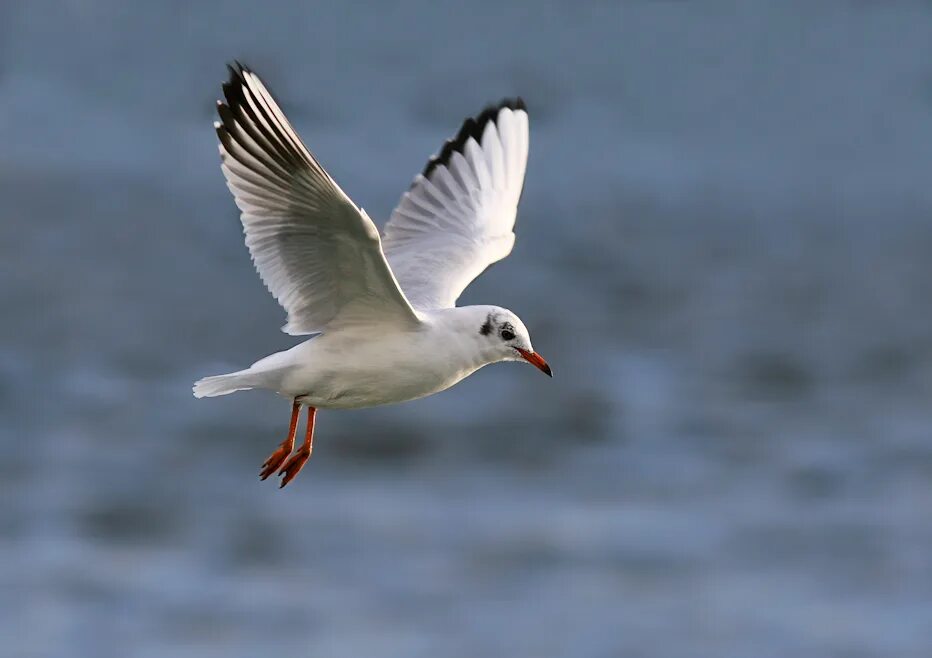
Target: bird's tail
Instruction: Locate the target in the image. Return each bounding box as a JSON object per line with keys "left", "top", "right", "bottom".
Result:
{"left": 192, "top": 369, "right": 259, "bottom": 398}
{"left": 194, "top": 349, "right": 298, "bottom": 398}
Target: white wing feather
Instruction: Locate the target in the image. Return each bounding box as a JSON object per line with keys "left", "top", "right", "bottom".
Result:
{"left": 216, "top": 63, "right": 420, "bottom": 334}
{"left": 382, "top": 100, "right": 529, "bottom": 310}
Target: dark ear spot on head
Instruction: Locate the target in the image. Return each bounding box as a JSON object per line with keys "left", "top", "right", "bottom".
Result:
{"left": 479, "top": 314, "right": 493, "bottom": 336}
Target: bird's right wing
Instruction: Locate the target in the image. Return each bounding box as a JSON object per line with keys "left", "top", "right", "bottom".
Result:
{"left": 216, "top": 63, "right": 421, "bottom": 334}
{"left": 381, "top": 99, "right": 529, "bottom": 310}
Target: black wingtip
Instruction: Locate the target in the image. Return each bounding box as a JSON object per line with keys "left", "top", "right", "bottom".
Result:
{"left": 422, "top": 97, "right": 528, "bottom": 179}
{"left": 220, "top": 61, "right": 255, "bottom": 115}
{"left": 222, "top": 63, "right": 243, "bottom": 101}
{"left": 225, "top": 60, "right": 251, "bottom": 88}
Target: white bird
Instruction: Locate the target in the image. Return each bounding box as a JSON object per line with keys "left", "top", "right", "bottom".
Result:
{"left": 194, "top": 63, "right": 551, "bottom": 487}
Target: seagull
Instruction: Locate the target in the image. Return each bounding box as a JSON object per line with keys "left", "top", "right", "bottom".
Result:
{"left": 194, "top": 63, "right": 551, "bottom": 487}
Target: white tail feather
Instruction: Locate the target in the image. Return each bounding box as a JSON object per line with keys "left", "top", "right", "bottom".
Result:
{"left": 194, "top": 348, "right": 298, "bottom": 398}
{"left": 193, "top": 370, "right": 258, "bottom": 398}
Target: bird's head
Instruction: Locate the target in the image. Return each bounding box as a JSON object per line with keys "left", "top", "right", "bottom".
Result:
{"left": 474, "top": 307, "right": 552, "bottom": 377}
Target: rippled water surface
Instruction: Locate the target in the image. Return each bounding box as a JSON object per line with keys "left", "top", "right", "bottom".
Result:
{"left": 3, "top": 2, "right": 932, "bottom": 656}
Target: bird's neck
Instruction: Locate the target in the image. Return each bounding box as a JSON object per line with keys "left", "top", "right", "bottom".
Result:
{"left": 424, "top": 306, "right": 501, "bottom": 370}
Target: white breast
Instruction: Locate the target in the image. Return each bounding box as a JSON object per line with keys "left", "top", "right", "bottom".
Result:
{"left": 278, "top": 318, "right": 487, "bottom": 409}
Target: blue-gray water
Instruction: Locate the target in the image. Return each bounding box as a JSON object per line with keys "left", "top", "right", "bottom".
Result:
{"left": 3, "top": 2, "right": 932, "bottom": 656}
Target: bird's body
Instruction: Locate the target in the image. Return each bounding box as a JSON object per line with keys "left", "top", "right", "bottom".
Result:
{"left": 195, "top": 63, "right": 550, "bottom": 486}
{"left": 196, "top": 306, "right": 525, "bottom": 409}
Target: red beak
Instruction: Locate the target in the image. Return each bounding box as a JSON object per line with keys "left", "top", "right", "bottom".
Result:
{"left": 516, "top": 348, "right": 553, "bottom": 377}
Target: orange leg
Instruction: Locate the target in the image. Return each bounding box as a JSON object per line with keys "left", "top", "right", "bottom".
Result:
{"left": 278, "top": 406, "right": 316, "bottom": 488}
{"left": 259, "top": 400, "right": 300, "bottom": 480}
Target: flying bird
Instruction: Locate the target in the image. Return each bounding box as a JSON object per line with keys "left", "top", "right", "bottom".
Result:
{"left": 194, "top": 63, "right": 551, "bottom": 487}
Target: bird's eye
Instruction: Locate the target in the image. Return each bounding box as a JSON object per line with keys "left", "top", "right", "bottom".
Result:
{"left": 500, "top": 329, "right": 515, "bottom": 341}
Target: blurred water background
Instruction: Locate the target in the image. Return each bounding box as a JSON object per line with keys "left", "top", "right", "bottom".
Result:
{"left": 3, "top": 1, "right": 932, "bottom": 656}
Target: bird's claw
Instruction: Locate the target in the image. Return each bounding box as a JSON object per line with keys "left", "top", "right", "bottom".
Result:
{"left": 259, "top": 440, "right": 293, "bottom": 480}
{"left": 278, "top": 448, "right": 311, "bottom": 488}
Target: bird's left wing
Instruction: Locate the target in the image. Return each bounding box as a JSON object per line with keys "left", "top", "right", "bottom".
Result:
{"left": 382, "top": 99, "right": 529, "bottom": 310}
{"left": 216, "top": 63, "right": 421, "bottom": 334}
